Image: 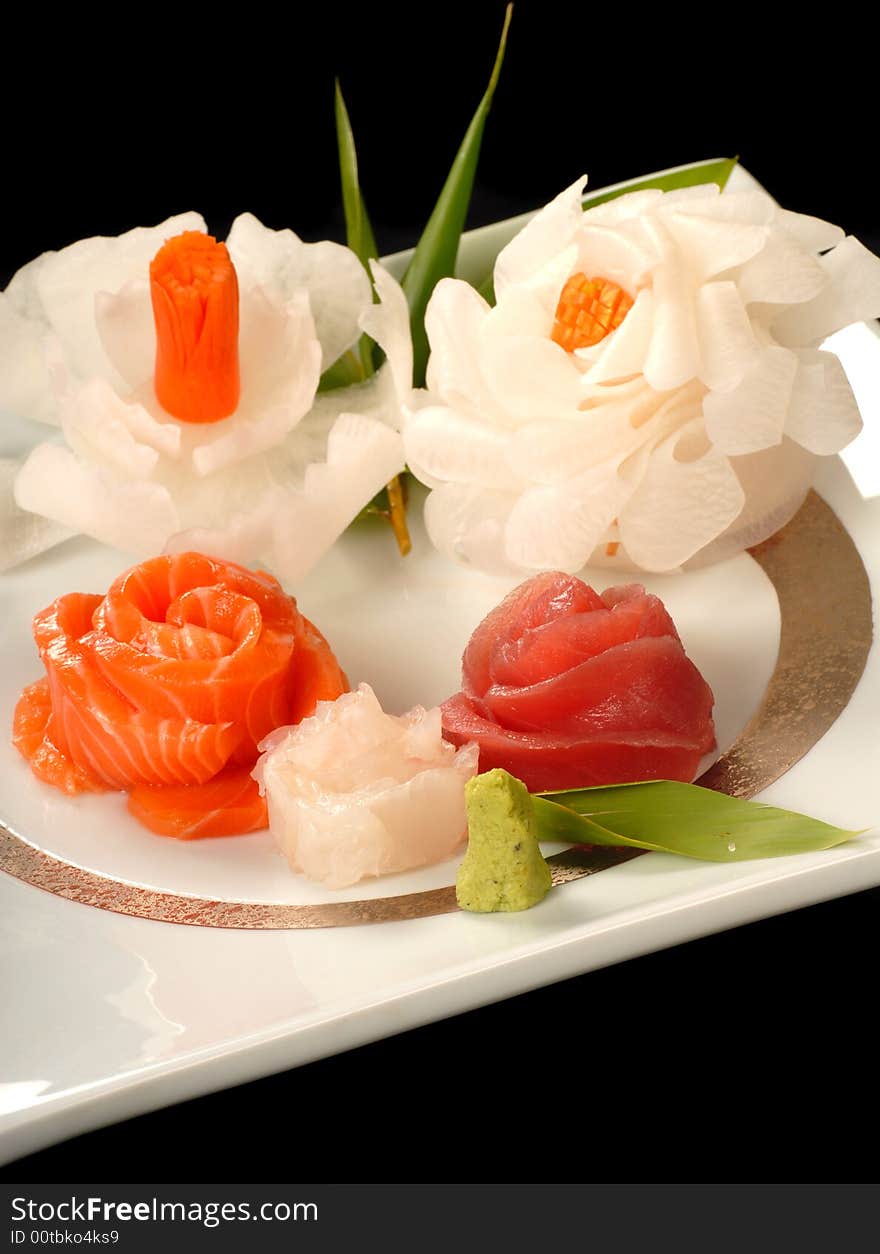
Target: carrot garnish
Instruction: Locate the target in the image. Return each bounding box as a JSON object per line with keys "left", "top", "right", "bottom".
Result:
{"left": 150, "top": 231, "right": 240, "bottom": 424}
{"left": 551, "top": 273, "right": 633, "bottom": 353}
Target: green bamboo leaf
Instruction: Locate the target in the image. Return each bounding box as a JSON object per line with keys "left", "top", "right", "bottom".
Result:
{"left": 532, "top": 779, "right": 862, "bottom": 863}
{"left": 333, "top": 79, "right": 379, "bottom": 381}
{"left": 402, "top": 3, "right": 512, "bottom": 384}
{"left": 335, "top": 78, "right": 380, "bottom": 274}
{"left": 581, "top": 156, "right": 739, "bottom": 214}
{"left": 476, "top": 157, "right": 739, "bottom": 305}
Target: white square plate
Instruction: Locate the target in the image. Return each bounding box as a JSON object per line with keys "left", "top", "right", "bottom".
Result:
{"left": 2, "top": 164, "right": 878, "bottom": 1165}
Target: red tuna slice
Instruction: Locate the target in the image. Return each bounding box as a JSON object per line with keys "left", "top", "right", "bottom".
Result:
{"left": 490, "top": 585, "right": 680, "bottom": 689}
{"left": 463, "top": 572, "right": 604, "bottom": 699}
{"left": 444, "top": 571, "right": 716, "bottom": 792}
{"left": 442, "top": 693, "right": 710, "bottom": 792}
{"left": 482, "top": 636, "right": 715, "bottom": 738}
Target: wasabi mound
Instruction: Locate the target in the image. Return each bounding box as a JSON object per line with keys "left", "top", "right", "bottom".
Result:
{"left": 456, "top": 769, "right": 552, "bottom": 912}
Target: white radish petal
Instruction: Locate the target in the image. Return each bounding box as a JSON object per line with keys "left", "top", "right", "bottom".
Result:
{"left": 493, "top": 176, "right": 586, "bottom": 301}
{"left": 664, "top": 212, "right": 769, "bottom": 283}
{"left": 33, "top": 213, "right": 207, "bottom": 384}
{"left": 576, "top": 221, "right": 662, "bottom": 291}
{"left": 692, "top": 438, "right": 817, "bottom": 567}
{"left": 581, "top": 187, "right": 665, "bottom": 227}
{"left": 189, "top": 288, "right": 322, "bottom": 476}
{"left": 0, "top": 290, "right": 58, "bottom": 424}
{"left": 60, "top": 381, "right": 161, "bottom": 478}
{"left": 771, "top": 236, "right": 880, "bottom": 346}
{"left": 94, "top": 279, "right": 155, "bottom": 392}
{"left": 695, "top": 281, "right": 759, "bottom": 391}
{"left": 703, "top": 345, "right": 797, "bottom": 456}
{"left": 504, "top": 466, "right": 635, "bottom": 573}
{"left": 481, "top": 334, "right": 584, "bottom": 423}
{"left": 423, "top": 482, "right": 516, "bottom": 573}
{"left": 580, "top": 288, "right": 654, "bottom": 384}
{"left": 362, "top": 262, "right": 414, "bottom": 408}
{"left": 169, "top": 413, "right": 404, "bottom": 583}
{"left": 486, "top": 284, "right": 554, "bottom": 340}
{"left": 775, "top": 208, "right": 844, "bottom": 253}
{"left": 736, "top": 230, "right": 827, "bottom": 306}
{"left": 619, "top": 418, "right": 745, "bottom": 571}
{"left": 15, "top": 442, "right": 179, "bottom": 556}
{"left": 0, "top": 457, "right": 72, "bottom": 570}
{"left": 404, "top": 404, "right": 523, "bottom": 491}
{"left": 424, "top": 278, "right": 499, "bottom": 419}
{"left": 643, "top": 263, "right": 701, "bottom": 390}
{"left": 785, "top": 349, "right": 863, "bottom": 455}
{"left": 226, "top": 212, "right": 371, "bottom": 370}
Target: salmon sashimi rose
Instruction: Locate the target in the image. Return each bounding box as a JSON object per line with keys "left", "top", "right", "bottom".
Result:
{"left": 12, "top": 552, "right": 348, "bottom": 838}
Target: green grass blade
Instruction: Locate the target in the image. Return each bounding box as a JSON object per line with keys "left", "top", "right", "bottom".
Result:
{"left": 401, "top": 2, "right": 512, "bottom": 384}
{"left": 533, "top": 779, "right": 863, "bottom": 863}
{"left": 335, "top": 78, "right": 380, "bottom": 273}
{"left": 334, "top": 79, "right": 380, "bottom": 381}
{"left": 475, "top": 157, "right": 738, "bottom": 306}
{"left": 580, "top": 156, "right": 738, "bottom": 214}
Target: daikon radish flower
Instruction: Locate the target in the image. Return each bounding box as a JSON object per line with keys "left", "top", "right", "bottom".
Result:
{"left": 405, "top": 176, "right": 880, "bottom": 573}
{"left": 254, "top": 684, "right": 479, "bottom": 888}
{"left": 0, "top": 214, "right": 410, "bottom": 578}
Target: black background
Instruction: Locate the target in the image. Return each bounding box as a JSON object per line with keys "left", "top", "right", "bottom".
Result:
{"left": 3, "top": 1, "right": 879, "bottom": 1182}
{"left": 2, "top": 3, "right": 878, "bottom": 275}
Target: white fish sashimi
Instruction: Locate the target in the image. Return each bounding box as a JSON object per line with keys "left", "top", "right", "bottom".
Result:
{"left": 253, "top": 685, "right": 479, "bottom": 889}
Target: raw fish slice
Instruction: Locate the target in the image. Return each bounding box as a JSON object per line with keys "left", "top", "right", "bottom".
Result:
{"left": 443, "top": 571, "right": 716, "bottom": 792}
{"left": 463, "top": 571, "right": 604, "bottom": 698}
{"left": 32, "top": 596, "right": 247, "bottom": 787}
{"left": 14, "top": 550, "right": 348, "bottom": 836}
{"left": 12, "top": 678, "right": 106, "bottom": 794}
{"left": 85, "top": 552, "right": 299, "bottom": 740}
{"left": 32, "top": 591, "right": 103, "bottom": 651}
{"left": 482, "top": 637, "right": 715, "bottom": 738}
{"left": 54, "top": 705, "right": 244, "bottom": 790}
{"left": 98, "top": 552, "right": 297, "bottom": 631}
{"left": 88, "top": 631, "right": 295, "bottom": 737}
{"left": 128, "top": 768, "right": 267, "bottom": 839}
{"left": 442, "top": 692, "right": 708, "bottom": 792}
{"left": 490, "top": 585, "right": 678, "bottom": 688}
{"left": 255, "top": 685, "right": 477, "bottom": 889}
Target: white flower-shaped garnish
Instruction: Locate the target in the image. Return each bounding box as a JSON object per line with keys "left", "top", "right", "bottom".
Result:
{"left": 405, "top": 175, "right": 880, "bottom": 573}
{"left": 0, "top": 212, "right": 410, "bottom": 578}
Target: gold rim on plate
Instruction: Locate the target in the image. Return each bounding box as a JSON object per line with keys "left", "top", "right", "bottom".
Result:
{"left": 0, "top": 491, "right": 872, "bottom": 929}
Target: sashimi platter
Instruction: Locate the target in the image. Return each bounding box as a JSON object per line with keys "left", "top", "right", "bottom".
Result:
{"left": 2, "top": 13, "right": 879, "bottom": 937}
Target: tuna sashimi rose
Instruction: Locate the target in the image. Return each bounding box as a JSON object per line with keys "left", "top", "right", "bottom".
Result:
{"left": 441, "top": 572, "right": 715, "bottom": 792}
{"left": 12, "top": 551, "right": 348, "bottom": 838}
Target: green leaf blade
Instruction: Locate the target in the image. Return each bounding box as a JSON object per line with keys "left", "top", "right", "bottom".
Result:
{"left": 334, "top": 79, "right": 380, "bottom": 383}
{"left": 580, "top": 156, "right": 739, "bottom": 214}
{"left": 334, "top": 79, "right": 380, "bottom": 272}
{"left": 533, "top": 780, "right": 863, "bottom": 863}
{"left": 401, "top": 3, "right": 512, "bottom": 384}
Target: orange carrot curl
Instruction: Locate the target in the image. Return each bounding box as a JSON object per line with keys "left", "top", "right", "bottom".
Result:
{"left": 551, "top": 273, "right": 633, "bottom": 353}
{"left": 150, "top": 231, "right": 240, "bottom": 424}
